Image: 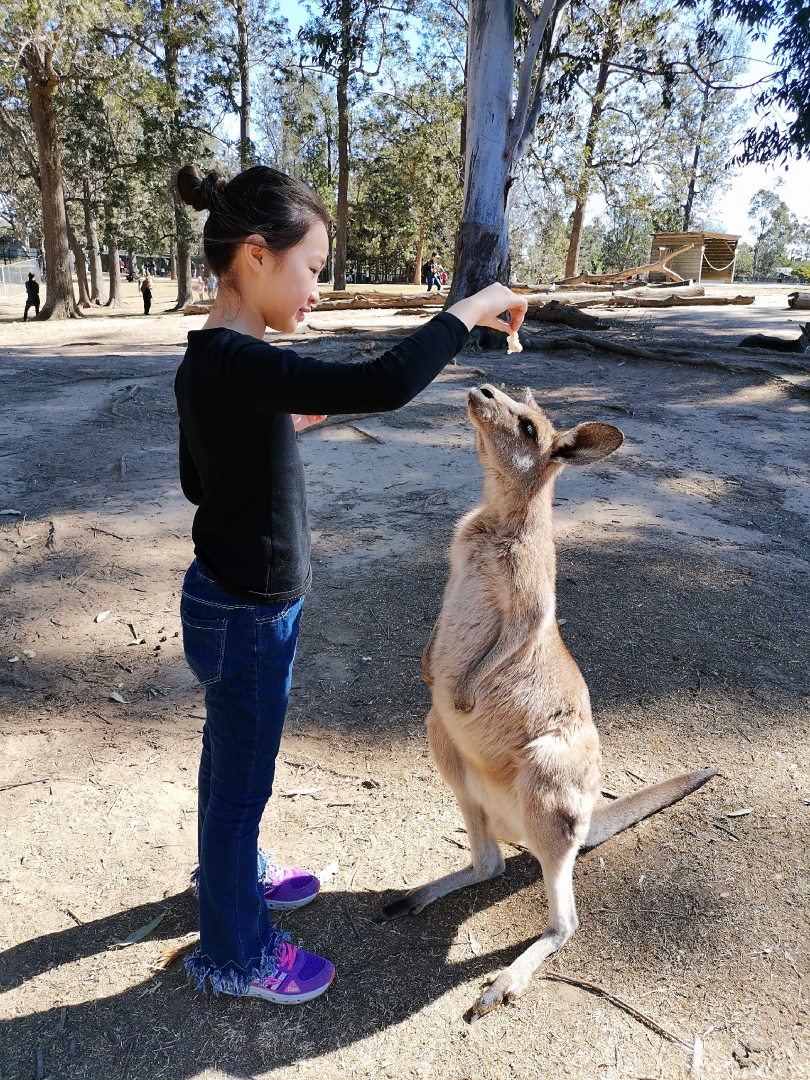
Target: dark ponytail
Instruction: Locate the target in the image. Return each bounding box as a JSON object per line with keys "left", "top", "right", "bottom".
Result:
{"left": 175, "top": 165, "right": 329, "bottom": 279}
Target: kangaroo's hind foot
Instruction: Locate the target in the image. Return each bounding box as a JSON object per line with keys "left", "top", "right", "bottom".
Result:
{"left": 379, "top": 799, "right": 505, "bottom": 921}
{"left": 472, "top": 843, "right": 579, "bottom": 1016}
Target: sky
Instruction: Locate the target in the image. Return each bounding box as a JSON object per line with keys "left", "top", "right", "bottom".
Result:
{"left": 272, "top": 0, "right": 808, "bottom": 243}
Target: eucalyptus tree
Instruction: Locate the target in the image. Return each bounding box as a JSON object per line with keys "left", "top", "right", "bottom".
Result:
{"left": 351, "top": 75, "right": 464, "bottom": 280}
{"left": 256, "top": 66, "right": 337, "bottom": 212}
{"left": 749, "top": 188, "right": 801, "bottom": 278}
{"left": 444, "top": 0, "right": 569, "bottom": 304}
{"left": 648, "top": 17, "right": 748, "bottom": 231}
{"left": 0, "top": 0, "right": 129, "bottom": 317}
{"left": 121, "top": 0, "right": 215, "bottom": 306}
{"left": 559, "top": 0, "right": 683, "bottom": 277}
{"left": 207, "top": 0, "right": 289, "bottom": 169}
{"left": 299, "top": 0, "right": 411, "bottom": 289}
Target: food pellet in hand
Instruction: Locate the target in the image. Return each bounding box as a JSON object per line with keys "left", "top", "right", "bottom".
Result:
{"left": 507, "top": 330, "right": 523, "bottom": 354}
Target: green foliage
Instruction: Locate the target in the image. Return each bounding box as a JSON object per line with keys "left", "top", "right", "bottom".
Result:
{"left": 749, "top": 186, "right": 803, "bottom": 277}
{"left": 706, "top": 0, "right": 810, "bottom": 162}
{"left": 348, "top": 79, "right": 463, "bottom": 266}
{"left": 734, "top": 240, "right": 754, "bottom": 278}
{"left": 256, "top": 67, "right": 337, "bottom": 213}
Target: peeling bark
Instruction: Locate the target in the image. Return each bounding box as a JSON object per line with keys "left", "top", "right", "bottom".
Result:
{"left": 23, "top": 43, "right": 77, "bottom": 318}
{"left": 447, "top": 0, "right": 564, "bottom": 310}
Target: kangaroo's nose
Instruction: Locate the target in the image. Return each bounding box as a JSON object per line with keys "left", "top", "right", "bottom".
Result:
{"left": 478, "top": 386, "right": 495, "bottom": 399}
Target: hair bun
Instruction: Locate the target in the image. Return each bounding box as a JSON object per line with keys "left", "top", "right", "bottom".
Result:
{"left": 176, "top": 165, "right": 227, "bottom": 211}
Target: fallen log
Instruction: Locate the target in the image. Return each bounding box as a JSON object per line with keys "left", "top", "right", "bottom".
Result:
{"left": 604, "top": 293, "right": 754, "bottom": 309}
{"left": 622, "top": 284, "right": 705, "bottom": 300}
{"left": 524, "top": 300, "right": 610, "bottom": 330}
{"left": 314, "top": 293, "right": 444, "bottom": 311}
{"left": 788, "top": 291, "right": 810, "bottom": 310}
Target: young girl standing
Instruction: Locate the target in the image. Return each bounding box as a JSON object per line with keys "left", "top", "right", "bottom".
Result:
{"left": 174, "top": 164, "right": 526, "bottom": 1005}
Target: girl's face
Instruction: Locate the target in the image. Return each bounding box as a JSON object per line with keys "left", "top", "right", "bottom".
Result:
{"left": 241, "top": 221, "right": 330, "bottom": 334}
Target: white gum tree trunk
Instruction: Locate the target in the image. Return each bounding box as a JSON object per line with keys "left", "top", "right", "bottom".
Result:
{"left": 447, "top": 0, "right": 565, "bottom": 312}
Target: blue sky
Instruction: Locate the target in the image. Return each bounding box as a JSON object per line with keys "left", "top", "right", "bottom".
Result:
{"left": 272, "top": 0, "right": 808, "bottom": 243}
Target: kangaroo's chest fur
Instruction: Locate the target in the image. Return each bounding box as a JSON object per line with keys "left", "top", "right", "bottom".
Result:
{"left": 428, "top": 498, "right": 602, "bottom": 832}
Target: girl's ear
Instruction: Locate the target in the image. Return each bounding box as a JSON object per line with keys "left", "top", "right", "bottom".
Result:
{"left": 243, "top": 234, "right": 269, "bottom": 273}
{"left": 550, "top": 423, "right": 624, "bottom": 466}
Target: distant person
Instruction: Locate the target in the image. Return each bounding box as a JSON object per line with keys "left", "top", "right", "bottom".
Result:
{"left": 141, "top": 272, "right": 153, "bottom": 315}
{"left": 197, "top": 276, "right": 205, "bottom": 302}
{"left": 206, "top": 272, "right": 217, "bottom": 300}
{"left": 23, "top": 273, "right": 39, "bottom": 321}
{"left": 426, "top": 251, "right": 443, "bottom": 293}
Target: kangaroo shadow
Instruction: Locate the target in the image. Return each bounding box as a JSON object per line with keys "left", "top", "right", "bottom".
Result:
{"left": 1, "top": 834, "right": 720, "bottom": 1079}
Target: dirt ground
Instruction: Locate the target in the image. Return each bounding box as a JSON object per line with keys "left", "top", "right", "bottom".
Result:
{"left": 0, "top": 279, "right": 809, "bottom": 1080}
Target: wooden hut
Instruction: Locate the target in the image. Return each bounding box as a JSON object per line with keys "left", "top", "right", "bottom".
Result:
{"left": 649, "top": 232, "right": 740, "bottom": 283}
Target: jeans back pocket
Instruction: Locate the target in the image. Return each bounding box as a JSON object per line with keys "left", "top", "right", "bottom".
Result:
{"left": 181, "top": 613, "right": 228, "bottom": 686}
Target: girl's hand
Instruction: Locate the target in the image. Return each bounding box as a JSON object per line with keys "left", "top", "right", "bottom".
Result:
{"left": 292, "top": 414, "right": 327, "bottom": 432}
{"left": 447, "top": 283, "right": 528, "bottom": 336}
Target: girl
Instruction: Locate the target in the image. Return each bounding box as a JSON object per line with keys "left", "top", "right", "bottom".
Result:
{"left": 174, "top": 163, "right": 526, "bottom": 1005}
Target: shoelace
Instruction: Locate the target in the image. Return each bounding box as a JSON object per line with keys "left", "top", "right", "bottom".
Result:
{"left": 264, "top": 860, "right": 285, "bottom": 886}
{"left": 276, "top": 940, "right": 297, "bottom": 972}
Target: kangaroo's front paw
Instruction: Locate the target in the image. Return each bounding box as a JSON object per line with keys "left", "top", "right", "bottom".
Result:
{"left": 472, "top": 967, "right": 530, "bottom": 1015}
{"left": 453, "top": 688, "right": 475, "bottom": 712}
{"left": 421, "top": 665, "right": 433, "bottom": 687}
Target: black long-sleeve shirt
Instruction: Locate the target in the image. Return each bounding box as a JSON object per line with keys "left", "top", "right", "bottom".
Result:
{"left": 174, "top": 311, "right": 469, "bottom": 602}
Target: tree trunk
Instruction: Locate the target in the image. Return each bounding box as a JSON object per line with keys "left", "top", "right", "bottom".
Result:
{"left": 174, "top": 201, "right": 194, "bottom": 307}
{"left": 563, "top": 24, "right": 616, "bottom": 278}
{"left": 83, "top": 181, "right": 105, "bottom": 303}
{"left": 169, "top": 237, "right": 176, "bottom": 279}
{"left": 236, "top": 0, "right": 252, "bottom": 169}
{"left": 159, "top": 6, "right": 196, "bottom": 309}
{"left": 445, "top": 0, "right": 516, "bottom": 308}
{"left": 413, "top": 220, "right": 426, "bottom": 285}
{"left": 683, "top": 82, "right": 711, "bottom": 232}
{"left": 23, "top": 44, "right": 77, "bottom": 319}
{"left": 334, "top": 60, "right": 350, "bottom": 291}
{"left": 105, "top": 225, "right": 122, "bottom": 307}
{"left": 65, "top": 208, "right": 90, "bottom": 308}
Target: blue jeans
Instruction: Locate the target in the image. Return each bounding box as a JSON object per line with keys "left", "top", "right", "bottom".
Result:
{"left": 180, "top": 559, "right": 305, "bottom": 995}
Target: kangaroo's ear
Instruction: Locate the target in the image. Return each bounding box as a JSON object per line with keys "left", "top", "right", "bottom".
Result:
{"left": 551, "top": 422, "right": 624, "bottom": 466}
{"left": 521, "top": 387, "right": 538, "bottom": 406}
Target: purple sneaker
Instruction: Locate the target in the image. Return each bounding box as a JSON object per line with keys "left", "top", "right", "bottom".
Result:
{"left": 246, "top": 940, "right": 334, "bottom": 1004}
{"left": 262, "top": 857, "right": 321, "bottom": 910}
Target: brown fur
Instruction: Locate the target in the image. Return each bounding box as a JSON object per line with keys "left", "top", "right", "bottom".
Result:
{"left": 380, "top": 385, "right": 717, "bottom": 1015}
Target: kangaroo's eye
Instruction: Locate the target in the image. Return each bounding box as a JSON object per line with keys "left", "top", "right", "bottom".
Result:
{"left": 520, "top": 418, "right": 536, "bottom": 440}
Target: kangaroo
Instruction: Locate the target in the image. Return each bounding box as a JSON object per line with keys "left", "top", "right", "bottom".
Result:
{"left": 380, "top": 384, "right": 717, "bottom": 1016}
{"left": 738, "top": 322, "right": 810, "bottom": 354}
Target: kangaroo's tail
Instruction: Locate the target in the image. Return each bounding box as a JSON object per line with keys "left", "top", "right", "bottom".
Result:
{"left": 581, "top": 767, "right": 717, "bottom": 851}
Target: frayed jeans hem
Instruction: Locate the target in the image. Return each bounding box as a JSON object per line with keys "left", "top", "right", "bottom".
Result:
{"left": 185, "top": 927, "right": 290, "bottom": 997}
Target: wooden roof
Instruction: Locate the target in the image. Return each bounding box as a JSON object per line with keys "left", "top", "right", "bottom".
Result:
{"left": 651, "top": 231, "right": 740, "bottom": 243}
